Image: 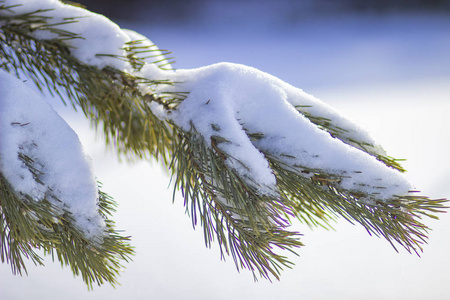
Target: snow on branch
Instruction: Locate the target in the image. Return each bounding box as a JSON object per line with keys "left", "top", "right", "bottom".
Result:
{"left": 150, "top": 62, "right": 412, "bottom": 200}
{"left": 0, "top": 69, "right": 134, "bottom": 287}
{"left": 0, "top": 0, "right": 446, "bottom": 284}
{"left": 0, "top": 69, "right": 104, "bottom": 239}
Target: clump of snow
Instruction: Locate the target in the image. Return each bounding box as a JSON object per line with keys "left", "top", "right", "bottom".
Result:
{"left": 0, "top": 0, "right": 165, "bottom": 71}
{"left": 283, "top": 86, "right": 386, "bottom": 156}
{"left": 0, "top": 70, "right": 105, "bottom": 240}
{"left": 146, "top": 63, "right": 413, "bottom": 199}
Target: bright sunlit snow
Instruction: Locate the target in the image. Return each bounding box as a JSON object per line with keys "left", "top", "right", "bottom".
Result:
{"left": 0, "top": 70, "right": 105, "bottom": 240}
{"left": 145, "top": 62, "right": 412, "bottom": 199}
{"left": 1, "top": 0, "right": 133, "bottom": 70}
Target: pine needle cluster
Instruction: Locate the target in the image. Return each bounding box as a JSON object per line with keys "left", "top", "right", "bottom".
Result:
{"left": 0, "top": 1, "right": 447, "bottom": 285}
{"left": 0, "top": 164, "right": 133, "bottom": 288}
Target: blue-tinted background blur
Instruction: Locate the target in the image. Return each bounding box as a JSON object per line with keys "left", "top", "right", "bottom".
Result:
{"left": 1, "top": 1, "right": 450, "bottom": 299}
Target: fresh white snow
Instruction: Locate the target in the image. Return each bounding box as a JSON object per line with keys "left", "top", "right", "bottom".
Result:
{"left": 0, "top": 0, "right": 170, "bottom": 71}
{"left": 0, "top": 69, "right": 105, "bottom": 240}
{"left": 1, "top": 0, "right": 134, "bottom": 70}
{"left": 148, "top": 62, "right": 412, "bottom": 199}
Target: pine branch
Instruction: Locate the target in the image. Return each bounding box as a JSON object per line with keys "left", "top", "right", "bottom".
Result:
{"left": 0, "top": 4, "right": 137, "bottom": 287}
{"left": 0, "top": 169, "right": 133, "bottom": 288}
{"left": 170, "top": 126, "right": 303, "bottom": 279}
{"left": 0, "top": 22, "right": 174, "bottom": 161}
{"left": 0, "top": 1, "right": 447, "bottom": 284}
{"left": 267, "top": 154, "right": 446, "bottom": 253}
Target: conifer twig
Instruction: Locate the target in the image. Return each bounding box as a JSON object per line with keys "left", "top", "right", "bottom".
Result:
{"left": 0, "top": 2, "right": 447, "bottom": 284}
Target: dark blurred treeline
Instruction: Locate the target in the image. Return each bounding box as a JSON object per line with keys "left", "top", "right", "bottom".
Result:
{"left": 71, "top": 0, "right": 450, "bottom": 22}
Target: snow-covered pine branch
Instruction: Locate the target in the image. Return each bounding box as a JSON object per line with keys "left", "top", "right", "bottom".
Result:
{"left": 0, "top": 0, "right": 446, "bottom": 284}
{"left": 150, "top": 62, "right": 410, "bottom": 199}
{"left": 0, "top": 69, "right": 104, "bottom": 239}
{"left": 0, "top": 67, "right": 134, "bottom": 288}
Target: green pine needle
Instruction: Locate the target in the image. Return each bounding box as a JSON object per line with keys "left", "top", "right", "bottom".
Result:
{"left": 169, "top": 126, "right": 303, "bottom": 280}
{"left": 0, "top": 171, "right": 134, "bottom": 289}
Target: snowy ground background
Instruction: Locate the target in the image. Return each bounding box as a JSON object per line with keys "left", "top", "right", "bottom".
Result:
{"left": 1, "top": 2, "right": 450, "bottom": 300}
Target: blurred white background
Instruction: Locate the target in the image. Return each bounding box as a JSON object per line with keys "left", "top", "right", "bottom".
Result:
{"left": 1, "top": 1, "right": 450, "bottom": 299}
